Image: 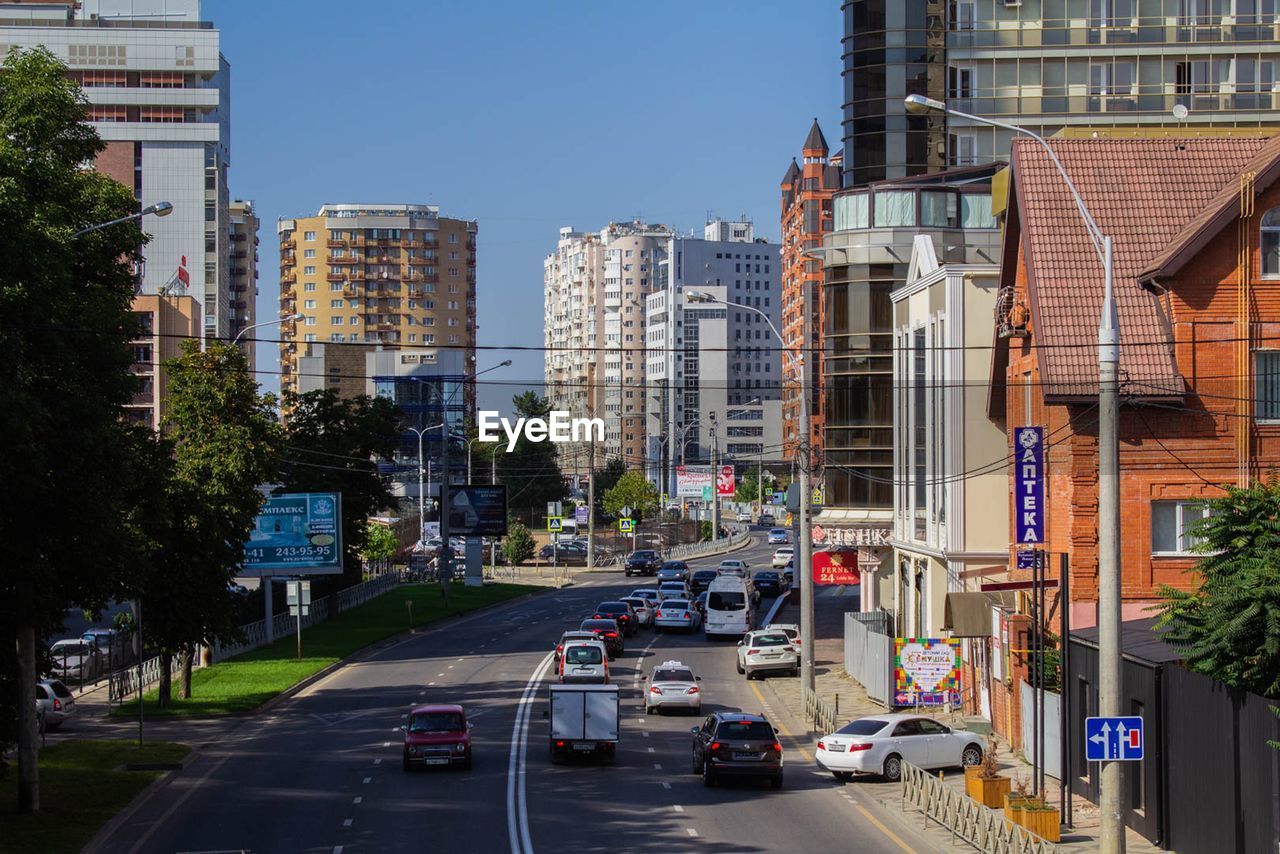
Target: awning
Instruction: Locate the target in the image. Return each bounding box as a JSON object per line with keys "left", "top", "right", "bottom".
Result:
{"left": 943, "top": 592, "right": 1019, "bottom": 637}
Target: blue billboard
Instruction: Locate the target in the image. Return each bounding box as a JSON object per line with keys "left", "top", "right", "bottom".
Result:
{"left": 1014, "top": 427, "right": 1044, "bottom": 544}
{"left": 242, "top": 492, "right": 344, "bottom": 576}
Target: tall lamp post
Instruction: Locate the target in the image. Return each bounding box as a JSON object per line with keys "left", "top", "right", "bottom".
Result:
{"left": 72, "top": 201, "right": 173, "bottom": 238}
{"left": 233, "top": 314, "right": 304, "bottom": 344}
{"left": 905, "top": 93, "right": 1120, "bottom": 851}
{"left": 688, "top": 290, "right": 816, "bottom": 693}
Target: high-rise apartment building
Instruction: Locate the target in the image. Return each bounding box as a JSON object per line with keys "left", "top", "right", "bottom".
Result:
{"left": 840, "top": 0, "right": 1280, "bottom": 185}
{"left": 779, "top": 121, "right": 841, "bottom": 465}
{"left": 277, "top": 204, "right": 478, "bottom": 406}
{"left": 228, "top": 199, "right": 259, "bottom": 368}
{"left": 123, "top": 294, "right": 200, "bottom": 429}
{"left": 0, "top": 0, "right": 235, "bottom": 339}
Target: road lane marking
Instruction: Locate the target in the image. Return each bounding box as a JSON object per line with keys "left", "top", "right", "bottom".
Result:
{"left": 342, "top": 819, "right": 353, "bottom": 828}
{"left": 507, "top": 648, "right": 555, "bottom": 854}
{"left": 685, "top": 829, "right": 699, "bottom": 838}
{"left": 661, "top": 782, "right": 672, "bottom": 789}
{"left": 353, "top": 796, "right": 362, "bottom": 804}
{"left": 749, "top": 681, "right": 812, "bottom": 762}
{"left": 384, "top": 741, "right": 392, "bottom": 745}
{"left": 429, "top": 681, "right": 436, "bottom": 686}
{"left": 333, "top": 847, "right": 343, "bottom": 854}
{"left": 374, "top": 759, "right": 382, "bottom": 765}
{"left": 653, "top": 763, "right": 662, "bottom": 770}
{"left": 641, "top": 731, "right": 650, "bottom": 738}
{"left": 448, "top": 665, "right": 455, "bottom": 669}
{"left": 647, "top": 747, "right": 655, "bottom": 753}
{"left": 854, "top": 803, "right": 917, "bottom": 854}
{"left": 363, "top": 777, "right": 371, "bottom": 784}
{"left": 438, "top": 673, "right": 445, "bottom": 677}
{"left": 672, "top": 805, "right": 684, "bottom": 813}
{"left": 457, "top": 657, "right": 465, "bottom": 661}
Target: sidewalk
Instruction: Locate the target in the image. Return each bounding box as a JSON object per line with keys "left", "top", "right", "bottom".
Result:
{"left": 762, "top": 589, "right": 1162, "bottom": 853}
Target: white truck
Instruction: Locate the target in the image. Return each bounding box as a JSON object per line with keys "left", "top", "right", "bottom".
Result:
{"left": 547, "top": 683, "right": 619, "bottom": 764}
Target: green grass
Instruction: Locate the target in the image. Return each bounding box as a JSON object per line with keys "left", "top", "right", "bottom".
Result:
{"left": 114, "top": 581, "right": 540, "bottom": 717}
{"left": 0, "top": 739, "right": 190, "bottom": 854}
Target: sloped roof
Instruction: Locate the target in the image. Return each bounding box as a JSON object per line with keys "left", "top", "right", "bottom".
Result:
{"left": 803, "top": 119, "right": 828, "bottom": 154}
{"left": 781, "top": 158, "right": 800, "bottom": 186}
{"left": 1011, "top": 137, "right": 1273, "bottom": 398}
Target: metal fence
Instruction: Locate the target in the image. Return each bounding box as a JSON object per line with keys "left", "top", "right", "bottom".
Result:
{"left": 802, "top": 684, "right": 840, "bottom": 735}
{"left": 900, "top": 761, "right": 1059, "bottom": 853}
{"left": 844, "top": 610, "right": 894, "bottom": 706}
{"left": 1018, "top": 681, "right": 1061, "bottom": 780}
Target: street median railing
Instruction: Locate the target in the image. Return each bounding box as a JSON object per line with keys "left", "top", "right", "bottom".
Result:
{"left": 661, "top": 530, "right": 751, "bottom": 562}
{"left": 900, "top": 761, "right": 1058, "bottom": 854}
{"left": 802, "top": 684, "right": 840, "bottom": 735}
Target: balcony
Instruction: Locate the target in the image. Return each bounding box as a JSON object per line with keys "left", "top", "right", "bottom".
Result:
{"left": 328, "top": 238, "right": 348, "bottom": 249}
{"left": 331, "top": 255, "right": 358, "bottom": 265}
{"left": 326, "top": 271, "right": 346, "bottom": 282}
{"left": 343, "top": 286, "right": 360, "bottom": 298}
{"left": 281, "top": 272, "right": 296, "bottom": 285}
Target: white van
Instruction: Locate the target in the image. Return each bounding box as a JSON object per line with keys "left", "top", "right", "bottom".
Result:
{"left": 704, "top": 575, "right": 754, "bottom": 638}
{"left": 558, "top": 639, "right": 609, "bottom": 684}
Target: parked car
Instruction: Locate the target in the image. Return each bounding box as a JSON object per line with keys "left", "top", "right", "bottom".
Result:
{"left": 402, "top": 704, "right": 473, "bottom": 771}
{"left": 717, "top": 559, "right": 749, "bottom": 577}
{"left": 558, "top": 640, "right": 610, "bottom": 684}
{"left": 620, "top": 596, "right": 654, "bottom": 628}
{"left": 768, "top": 623, "right": 801, "bottom": 654}
{"left": 736, "top": 629, "right": 799, "bottom": 679}
{"left": 554, "top": 630, "right": 597, "bottom": 664}
{"left": 688, "top": 569, "right": 719, "bottom": 595}
{"left": 691, "top": 711, "right": 784, "bottom": 789}
{"left": 579, "top": 618, "right": 624, "bottom": 659}
{"left": 644, "top": 660, "right": 702, "bottom": 715}
{"left": 539, "top": 542, "right": 589, "bottom": 565}
{"left": 49, "top": 638, "right": 101, "bottom": 683}
{"left": 592, "top": 601, "right": 639, "bottom": 637}
{"left": 767, "top": 528, "right": 790, "bottom": 545}
{"left": 654, "top": 598, "right": 702, "bottom": 633}
{"left": 751, "top": 570, "right": 788, "bottom": 598}
{"left": 735, "top": 511, "right": 753, "bottom": 523}
{"left": 657, "top": 561, "right": 689, "bottom": 583}
{"left": 815, "top": 714, "right": 984, "bottom": 783}
{"left": 624, "top": 550, "right": 662, "bottom": 577}
{"left": 34, "top": 679, "right": 75, "bottom": 730}
{"left": 771, "top": 547, "right": 794, "bottom": 568}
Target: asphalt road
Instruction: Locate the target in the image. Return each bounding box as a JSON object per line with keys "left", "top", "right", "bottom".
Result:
{"left": 93, "top": 534, "right": 931, "bottom": 854}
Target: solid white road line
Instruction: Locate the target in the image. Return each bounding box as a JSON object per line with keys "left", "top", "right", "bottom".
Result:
{"left": 507, "top": 649, "right": 555, "bottom": 854}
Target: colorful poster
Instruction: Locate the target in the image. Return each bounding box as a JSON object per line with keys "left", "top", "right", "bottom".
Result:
{"left": 812, "top": 550, "right": 860, "bottom": 585}
{"left": 894, "top": 637, "right": 961, "bottom": 707}
{"left": 716, "top": 465, "right": 735, "bottom": 497}
{"left": 676, "top": 465, "right": 715, "bottom": 498}
{"left": 243, "top": 492, "right": 343, "bottom": 576}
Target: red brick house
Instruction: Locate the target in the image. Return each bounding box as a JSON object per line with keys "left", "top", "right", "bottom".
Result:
{"left": 991, "top": 135, "right": 1280, "bottom": 629}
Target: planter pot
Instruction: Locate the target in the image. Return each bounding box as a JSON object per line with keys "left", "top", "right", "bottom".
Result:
{"left": 965, "top": 774, "right": 1011, "bottom": 809}
{"left": 1003, "top": 794, "right": 1032, "bottom": 823}
{"left": 964, "top": 765, "right": 983, "bottom": 782}
{"left": 1013, "top": 807, "right": 1061, "bottom": 843}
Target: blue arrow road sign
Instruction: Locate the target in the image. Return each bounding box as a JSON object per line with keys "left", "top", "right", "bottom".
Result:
{"left": 1085, "top": 715, "right": 1144, "bottom": 762}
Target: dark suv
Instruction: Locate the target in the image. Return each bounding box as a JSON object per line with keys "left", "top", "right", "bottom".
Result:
{"left": 690, "top": 711, "right": 783, "bottom": 789}
{"left": 624, "top": 550, "right": 662, "bottom": 577}
{"left": 688, "top": 569, "right": 718, "bottom": 595}
{"left": 579, "top": 618, "right": 624, "bottom": 659}
{"left": 593, "top": 601, "right": 639, "bottom": 637}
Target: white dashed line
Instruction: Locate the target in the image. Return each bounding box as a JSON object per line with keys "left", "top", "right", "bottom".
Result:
{"left": 457, "top": 657, "right": 464, "bottom": 662}
{"left": 653, "top": 763, "right": 662, "bottom": 770}
{"left": 448, "top": 665, "right": 455, "bottom": 669}
{"left": 333, "top": 847, "right": 343, "bottom": 854}
{"left": 641, "top": 731, "right": 650, "bottom": 738}
{"left": 374, "top": 759, "right": 382, "bottom": 765}
{"left": 661, "top": 782, "right": 672, "bottom": 789}
{"left": 686, "top": 829, "right": 699, "bottom": 838}
{"left": 353, "top": 796, "right": 363, "bottom": 804}
{"left": 647, "top": 747, "right": 655, "bottom": 753}
{"left": 673, "top": 805, "right": 685, "bottom": 813}
{"left": 437, "top": 673, "right": 445, "bottom": 677}
{"left": 363, "top": 777, "right": 371, "bottom": 784}
{"left": 343, "top": 818, "right": 353, "bottom": 828}
{"left": 385, "top": 740, "right": 392, "bottom": 745}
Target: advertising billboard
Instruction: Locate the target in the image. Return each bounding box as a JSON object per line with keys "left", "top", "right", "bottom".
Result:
{"left": 812, "top": 550, "right": 861, "bottom": 586}
{"left": 716, "top": 465, "right": 735, "bottom": 497}
{"left": 243, "top": 492, "right": 343, "bottom": 576}
{"left": 447, "top": 485, "right": 508, "bottom": 537}
{"left": 893, "top": 638, "right": 961, "bottom": 707}
{"left": 675, "top": 465, "right": 714, "bottom": 498}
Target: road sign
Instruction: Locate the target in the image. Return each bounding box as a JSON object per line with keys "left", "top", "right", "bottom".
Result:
{"left": 701, "top": 485, "right": 712, "bottom": 502}
{"left": 619, "top": 518, "right": 634, "bottom": 533}
{"left": 1085, "top": 716, "right": 1144, "bottom": 762}
{"left": 620, "top": 505, "right": 632, "bottom": 518}
{"left": 764, "top": 486, "right": 774, "bottom": 497}
{"left": 575, "top": 505, "right": 589, "bottom": 524}
{"left": 547, "top": 516, "right": 563, "bottom": 533}
{"left": 1015, "top": 549, "right": 1043, "bottom": 570}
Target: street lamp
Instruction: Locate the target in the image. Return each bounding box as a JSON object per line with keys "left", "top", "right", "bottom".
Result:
{"left": 233, "top": 314, "right": 304, "bottom": 345}
{"left": 688, "top": 289, "right": 818, "bottom": 693}
{"left": 905, "top": 92, "right": 1121, "bottom": 851}
{"left": 72, "top": 201, "right": 173, "bottom": 238}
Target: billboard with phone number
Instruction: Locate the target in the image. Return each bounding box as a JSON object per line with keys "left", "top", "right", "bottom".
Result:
{"left": 242, "top": 492, "right": 344, "bottom": 576}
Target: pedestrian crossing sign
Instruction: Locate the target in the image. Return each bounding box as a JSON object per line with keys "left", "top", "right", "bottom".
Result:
{"left": 619, "top": 518, "right": 634, "bottom": 533}
{"left": 547, "top": 516, "right": 562, "bottom": 532}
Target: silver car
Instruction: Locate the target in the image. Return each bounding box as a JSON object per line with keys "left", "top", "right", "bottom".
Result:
{"left": 654, "top": 598, "right": 702, "bottom": 632}
{"left": 621, "top": 596, "right": 654, "bottom": 627}
{"left": 35, "top": 679, "right": 75, "bottom": 730}
{"left": 49, "top": 639, "right": 101, "bottom": 683}
{"left": 644, "top": 661, "right": 702, "bottom": 715}
{"left": 657, "top": 581, "right": 688, "bottom": 602}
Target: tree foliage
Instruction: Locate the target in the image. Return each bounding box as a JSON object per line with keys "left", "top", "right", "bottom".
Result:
{"left": 592, "top": 458, "right": 626, "bottom": 516}
{"left": 503, "top": 522, "right": 536, "bottom": 566}
{"left": 361, "top": 522, "right": 398, "bottom": 572}
{"left": 734, "top": 466, "right": 775, "bottom": 504}
{"left": 1157, "top": 479, "right": 1280, "bottom": 697}
{"left": 603, "top": 471, "right": 659, "bottom": 522}
{"left": 495, "top": 392, "right": 567, "bottom": 516}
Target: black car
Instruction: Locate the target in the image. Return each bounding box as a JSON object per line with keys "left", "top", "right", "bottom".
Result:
{"left": 539, "top": 542, "right": 588, "bottom": 565}
{"left": 690, "top": 711, "right": 783, "bottom": 789}
{"left": 624, "top": 550, "right": 662, "bottom": 577}
{"left": 751, "top": 571, "right": 788, "bottom": 597}
{"left": 580, "top": 618, "right": 624, "bottom": 659}
{"left": 758, "top": 514, "right": 775, "bottom": 527}
{"left": 688, "top": 569, "right": 718, "bottom": 594}
{"left": 593, "top": 601, "right": 639, "bottom": 637}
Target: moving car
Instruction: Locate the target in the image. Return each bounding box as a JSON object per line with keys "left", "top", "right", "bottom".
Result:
{"left": 82, "top": 628, "right": 134, "bottom": 669}
{"left": 717, "top": 559, "right": 749, "bottom": 577}
{"left": 624, "top": 550, "right": 662, "bottom": 577}
{"left": 767, "top": 528, "right": 790, "bottom": 545}
{"left": 558, "top": 640, "right": 609, "bottom": 684}
{"left": 592, "top": 601, "right": 639, "bottom": 637}
{"left": 691, "top": 711, "right": 783, "bottom": 789}
{"left": 771, "top": 547, "right": 794, "bottom": 568}
{"left": 402, "top": 704, "right": 472, "bottom": 771}
{"left": 735, "top": 511, "right": 753, "bottom": 523}
{"left": 815, "top": 714, "right": 984, "bottom": 783}
{"left": 692, "top": 591, "right": 708, "bottom": 619}
{"left": 579, "top": 618, "right": 624, "bottom": 659}
{"left": 736, "top": 629, "right": 798, "bottom": 679}
{"left": 751, "top": 570, "right": 788, "bottom": 598}
{"left": 705, "top": 575, "right": 754, "bottom": 638}
{"left": 657, "top": 581, "right": 688, "bottom": 602}
{"left": 688, "top": 570, "right": 718, "bottom": 595}
{"left": 782, "top": 563, "right": 795, "bottom": 587}
{"left": 620, "top": 596, "right": 653, "bottom": 627}
{"left": 554, "top": 630, "right": 597, "bottom": 664}
{"left": 49, "top": 638, "right": 101, "bottom": 683}
{"left": 759, "top": 513, "right": 776, "bottom": 526}
{"left": 657, "top": 561, "right": 689, "bottom": 583}
{"left": 629, "top": 588, "right": 661, "bottom": 610}
{"left": 654, "top": 598, "right": 702, "bottom": 632}
{"left": 34, "top": 679, "right": 75, "bottom": 730}
{"left": 538, "top": 542, "right": 589, "bottom": 565}
{"left": 644, "top": 660, "right": 701, "bottom": 715}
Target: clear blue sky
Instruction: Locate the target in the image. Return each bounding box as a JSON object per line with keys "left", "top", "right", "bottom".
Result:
{"left": 211, "top": 0, "right": 842, "bottom": 414}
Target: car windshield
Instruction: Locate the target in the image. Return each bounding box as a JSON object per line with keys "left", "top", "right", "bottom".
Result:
{"left": 565, "top": 646, "right": 603, "bottom": 665}
{"left": 752, "top": 634, "right": 789, "bottom": 646}
{"left": 409, "top": 712, "right": 465, "bottom": 733}
{"left": 771, "top": 529, "right": 786, "bottom": 535}
{"left": 838, "top": 719, "right": 890, "bottom": 736}
{"left": 653, "top": 668, "right": 694, "bottom": 682}
{"left": 708, "top": 591, "right": 746, "bottom": 611}
{"left": 621, "top": 599, "right": 646, "bottom": 609}
{"left": 663, "top": 600, "right": 689, "bottom": 610}
{"left": 631, "top": 551, "right": 656, "bottom": 559}
{"left": 716, "top": 721, "right": 775, "bottom": 740}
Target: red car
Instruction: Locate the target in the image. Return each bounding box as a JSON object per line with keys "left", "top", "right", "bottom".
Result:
{"left": 402, "top": 704, "right": 472, "bottom": 771}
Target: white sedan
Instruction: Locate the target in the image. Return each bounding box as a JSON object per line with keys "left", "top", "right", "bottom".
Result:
{"left": 815, "top": 714, "right": 984, "bottom": 783}
{"left": 654, "top": 599, "right": 702, "bottom": 632}
{"left": 621, "top": 596, "right": 654, "bottom": 627}
{"left": 735, "top": 629, "right": 798, "bottom": 679}
{"left": 771, "top": 547, "right": 794, "bottom": 568}
{"left": 643, "top": 660, "right": 702, "bottom": 714}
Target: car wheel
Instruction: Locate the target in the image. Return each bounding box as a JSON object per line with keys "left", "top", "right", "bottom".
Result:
{"left": 736, "top": 660, "right": 744, "bottom": 675}
{"left": 691, "top": 750, "right": 701, "bottom": 774}
{"left": 882, "top": 753, "right": 903, "bottom": 782}
{"left": 770, "top": 773, "right": 784, "bottom": 790}
{"left": 550, "top": 744, "right": 560, "bottom": 765}
{"left": 645, "top": 705, "right": 655, "bottom": 715}
{"left": 790, "top": 667, "right": 799, "bottom": 678}
{"left": 833, "top": 771, "right": 853, "bottom": 782}
{"left": 702, "top": 761, "right": 717, "bottom": 787}
{"left": 961, "top": 744, "right": 982, "bottom": 767}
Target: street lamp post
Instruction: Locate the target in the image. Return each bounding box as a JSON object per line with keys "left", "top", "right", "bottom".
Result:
{"left": 72, "top": 201, "right": 173, "bottom": 238}
{"left": 688, "top": 290, "right": 816, "bottom": 693}
{"left": 905, "top": 93, "right": 1121, "bottom": 851}
{"left": 233, "top": 314, "right": 304, "bottom": 345}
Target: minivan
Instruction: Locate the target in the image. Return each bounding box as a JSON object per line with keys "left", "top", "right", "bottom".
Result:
{"left": 559, "top": 640, "right": 609, "bottom": 684}
{"left": 704, "top": 575, "right": 754, "bottom": 638}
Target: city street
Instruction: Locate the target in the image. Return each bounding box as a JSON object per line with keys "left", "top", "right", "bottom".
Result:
{"left": 89, "top": 536, "right": 927, "bottom": 854}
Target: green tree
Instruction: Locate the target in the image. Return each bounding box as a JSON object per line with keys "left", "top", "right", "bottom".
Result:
{"left": 496, "top": 392, "right": 567, "bottom": 516}
{"left": 503, "top": 522, "right": 536, "bottom": 566}
{"left": 278, "top": 389, "right": 400, "bottom": 590}
{"left": 603, "top": 472, "right": 660, "bottom": 522}
{"left": 361, "top": 522, "right": 398, "bottom": 573}
{"left": 592, "top": 458, "right": 627, "bottom": 517}
{"left": 734, "top": 466, "right": 774, "bottom": 504}
{"left": 1157, "top": 479, "right": 1280, "bottom": 697}
{"left": 0, "top": 48, "right": 153, "bottom": 812}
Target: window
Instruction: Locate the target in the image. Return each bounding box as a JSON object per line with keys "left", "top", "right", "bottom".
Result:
{"left": 1090, "top": 0, "right": 1134, "bottom": 26}
{"left": 304, "top": 299, "right": 316, "bottom": 309}
{"left": 961, "top": 193, "right": 996, "bottom": 228}
{"left": 1152, "top": 501, "right": 1208, "bottom": 554}
{"left": 304, "top": 283, "right": 316, "bottom": 292}
{"left": 950, "top": 133, "right": 977, "bottom": 167}
{"left": 1258, "top": 350, "right": 1280, "bottom": 417}
{"left": 873, "top": 191, "right": 915, "bottom": 227}
{"left": 305, "top": 266, "right": 316, "bottom": 275}
{"left": 951, "top": 0, "right": 975, "bottom": 28}
{"left": 1264, "top": 207, "right": 1280, "bottom": 278}
{"left": 304, "top": 231, "right": 316, "bottom": 241}
{"left": 333, "top": 316, "right": 343, "bottom": 325}
{"left": 948, "top": 65, "right": 974, "bottom": 99}
{"left": 921, "top": 191, "right": 958, "bottom": 228}
{"left": 304, "top": 316, "right": 316, "bottom": 326}
{"left": 304, "top": 249, "right": 316, "bottom": 259}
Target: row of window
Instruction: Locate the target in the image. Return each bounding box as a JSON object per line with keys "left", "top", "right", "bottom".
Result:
{"left": 297, "top": 282, "right": 462, "bottom": 294}
{"left": 296, "top": 315, "right": 462, "bottom": 327}
{"left": 301, "top": 332, "right": 458, "bottom": 345}
{"left": 302, "top": 229, "right": 462, "bottom": 244}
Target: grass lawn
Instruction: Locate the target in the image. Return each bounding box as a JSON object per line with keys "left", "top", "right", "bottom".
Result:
{"left": 114, "top": 581, "right": 539, "bottom": 717}
{"left": 0, "top": 739, "right": 190, "bottom": 854}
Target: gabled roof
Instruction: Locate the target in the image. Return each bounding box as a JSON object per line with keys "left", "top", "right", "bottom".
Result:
{"left": 1138, "top": 135, "right": 1280, "bottom": 287}
{"left": 802, "top": 119, "right": 828, "bottom": 154}
{"left": 781, "top": 158, "right": 800, "bottom": 186}
{"left": 1007, "top": 137, "right": 1273, "bottom": 399}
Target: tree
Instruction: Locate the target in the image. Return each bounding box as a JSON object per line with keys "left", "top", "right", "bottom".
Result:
{"left": 361, "top": 522, "right": 398, "bottom": 574}
{"left": 139, "top": 341, "right": 281, "bottom": 704}
{"left": 278, "top": 389, "right": 400, "bottom": 591}
{"left": 503, "top": 522, "right": 536, "bottom": 566}
{"left": 0, "top": 48, "right": 152, "bottom": 812}
{"left": 496, "top": 392, "right": 567, "bottom": 516}
{"left": 603, "top": 472, "right": 660, "bottom": 522}
{"left": 1157, "top": 478, "right": 1280, "bottom": 697}
{"left": 592, "top": 458, "right": 627, "bottom": 517}
{"left": 734, "top": 466, "right": 774, "bottom": 504}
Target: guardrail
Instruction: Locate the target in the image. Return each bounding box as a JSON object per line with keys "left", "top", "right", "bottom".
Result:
{"left": 662, "top": 531, "right": 751, "bottom": 562}
{"left": 802, "top": 684, "right": 840, "bottom": 735}
{"left": 900, "top": 761, "right": 1059, "bottom": 853}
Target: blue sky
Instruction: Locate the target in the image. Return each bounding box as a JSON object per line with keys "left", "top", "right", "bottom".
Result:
{"left": 211, "top": 0, "right": 842, "bottom": 413}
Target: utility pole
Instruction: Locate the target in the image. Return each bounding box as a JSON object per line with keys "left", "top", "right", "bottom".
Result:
{"left": 710, "top": 414, "right": 720, "bottom": 542}
{"left": 587, "top": 442, "right": 595, "bottom": 571}
{"left": 797, "top": 307, "right": 815, "bottom": 693}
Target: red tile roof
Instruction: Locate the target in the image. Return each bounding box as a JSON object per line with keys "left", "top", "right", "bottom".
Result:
{"left": 1011, "top": 137, "right": 1275, "bottom": 399}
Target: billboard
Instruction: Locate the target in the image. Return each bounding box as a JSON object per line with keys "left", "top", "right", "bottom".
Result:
{"left": 675, "top": 465, "right": 714, "bottom": 498}
{"left": 447, "top": 485, "right": 508, "bottom": 537}
{"left": 716, "top": 465, "right": 735, "bottom": 497}
{"left": 812, "top": 550, "right": 861, "bottom": 586}
{"left": 243, "top": 492, "right": 343, "bottom": 576}
{"left": 1015, "top": 426, "right": 1045, "bottom": 543}
{"left": 893, "top": 638, "right": 961, "bottom": 707}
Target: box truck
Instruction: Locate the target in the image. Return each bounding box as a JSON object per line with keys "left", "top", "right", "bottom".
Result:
{"left": 547, "top": 683, "right": 619, "bottom": 764}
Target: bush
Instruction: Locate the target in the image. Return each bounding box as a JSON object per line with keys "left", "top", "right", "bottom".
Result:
{"left": 503, "top": 522, "right": 536, "bottom": 565}
{"left": 699, "top": 520, "right": 712, "bottom": 542}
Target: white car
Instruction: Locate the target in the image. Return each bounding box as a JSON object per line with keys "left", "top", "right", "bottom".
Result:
{"left": 767, "top": 623, "right": 802, "bottom": 653}
{"left": 771, "top": 547, "right": 794, "bottom": 568}
{"left": 557, "top": 640, "right": 610, "bottom": 684}
{"left": 717, "top": 559, "right": 749, "bottom": 577}
{"left": 657, "top": 581, "right": 688, "bottom": 601}
{"left": 621, "top": 596, "right": 654, "bottom": 627}
{"left": 815, "top": 714, "right": 984, "bottom": 782}
{"left": 644, "top": 660, "right": 702, "bottom": 714}
{"left": 654, "top": 598, "right": 702, "bottom": 632}
{"left": 735, "top": 629, "right": 798, "bottom": 679}
{"left": 49, "top": 638, "right": 101, "bottom": 683}
{"left": 630, "top": 588, "right": 661, "bottom": 610}
{"left": 735, "top": 511, "right": 752, "bottom": 523}
{"left": 35, "top": 679, "right": 75, "bottom": 730}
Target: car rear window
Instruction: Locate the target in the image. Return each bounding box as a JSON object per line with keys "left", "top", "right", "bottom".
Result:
{"left": 565, "top": 646, "right": 603, "bottom": 665}
{"left": 653, "top": 669, "right": 694, "bottom": 682}
{"left": 838, "top": 719, "right": 890, "bottom": 736}
{"left": 708, "top": 591, "right": 746, "bottom": 611}
{"left": 755, "top": 572, "right": 779, "bottom": 580}
{"left": 752, "top": 634, "right": 789, "bottom": 646}
{"left": 580, "top": 620, "right": 617, "bottom": 632}
{"left": 662, "top": 600, "right": 689, "bottom": 610}
{"left": 693, "top": 571, "right": 717, "bottom": 579}
{"left": 597, "top": 602, "right": 628, "bottom": 611}
{"left": 716, "top": 720, "right": 775, "bottom": 740}
{"left": 54, "top": 642, "right": 91, "bottom": 656}
{"left": 49, "top": 681, "right": 72, "bottom": 698}
{"left": 621, "top": 598, "right": 646, "bottom": 608}
{"left": 35, "top": 685, "right": 47, "bottom": 699}
{"left": 409, "top": 711, "right": 465, "bottom": 733}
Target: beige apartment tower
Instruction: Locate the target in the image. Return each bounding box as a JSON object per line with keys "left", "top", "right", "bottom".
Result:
{"left": 228, "top": 199, "right": 260, "bottom": 367}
